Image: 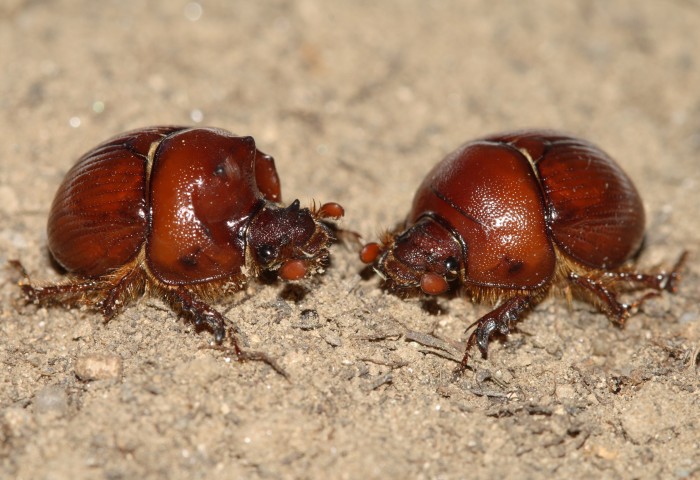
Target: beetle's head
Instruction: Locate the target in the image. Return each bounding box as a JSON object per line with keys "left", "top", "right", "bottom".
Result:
{"left": 360, "top": 215, "right": 463, "bottom": 295}
{"left": 247, "top": 199, "right": 344, "bottom": 280}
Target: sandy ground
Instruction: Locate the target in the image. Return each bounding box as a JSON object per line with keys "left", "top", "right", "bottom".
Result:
{"left": 2, "top": 1, "right": 699, "bottom": 479}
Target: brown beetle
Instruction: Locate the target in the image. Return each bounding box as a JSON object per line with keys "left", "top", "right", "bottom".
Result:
{"left": 360, "top": 129, "right": 686, "bottom": 369}
{"left": 14, "top": 126, "right": 343, "bottom": 357}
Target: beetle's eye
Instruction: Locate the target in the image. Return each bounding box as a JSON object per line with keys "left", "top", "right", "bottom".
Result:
{"left": 444, "top": 257, "right": 459, "bottom": 280}
{"left": 213, "top": 163, "right": 226, "bottom": 177}
{"left": 257, "top": 245, "right": 276, "bottom": 265}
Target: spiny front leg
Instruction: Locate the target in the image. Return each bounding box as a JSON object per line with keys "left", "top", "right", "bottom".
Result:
{"left": 166, "top": 287, "right": 228, "bottom": 346}
{"left": 166, "top": 287, "right": 288, "bottom": 378}
{"left": 459, "top": 295, "right": 533, "bottom": 372}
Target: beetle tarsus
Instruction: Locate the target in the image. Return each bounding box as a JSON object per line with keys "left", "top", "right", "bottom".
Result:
{"left": 457, "top": 295, "right": 532, "bottom": 373}
{"left": 600, "top": 250, "right": 688, "bottom": 294}
{"left": 9, "top": 259, "right": 30, "bottom": 282}
{"left": 10, "top": 259, "right": 40, "bottom": 301}
{"left": 235, "top": 349, "right": 289, "bottom": 379}
{"left": 168, "top": 287, "right": 227, "bottom": 344}
{"left": 203, "top": 327, "right": 290, "bottom": 379}
{"left": 665, "top": 250, "right": 689, "bottom": 293}
{"left": 10, "top": 259, "right": 103, "bottom": 306}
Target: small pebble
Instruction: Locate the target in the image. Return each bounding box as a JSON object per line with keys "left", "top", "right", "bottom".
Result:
{"left": 323, "top": 332, "right": 342, "bottom": 347}
{"left": 74, "top": 353, "right": 123, "bottom": 381}
{"left": 555, "top": 383, "right": 576, "bottom": 400}
{"left": 295, "top": 309, "right": 322, "bottom": 330}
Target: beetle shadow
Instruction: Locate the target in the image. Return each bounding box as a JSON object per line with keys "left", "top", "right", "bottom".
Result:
{"left": 255, "top": 269, "right": 309, "bottom": 302}
{"left": 359, "top": 264, "right": 376, "bottom": 281}
{"left": 420, "top": 297, "right": 446, "bottom": 316}
{"left": 418, "top": 282, "right": 461, "bottom": 316}
{"left": 257, "top": 264, "right": 310, "bottom": 303}
{"left": 631, "top": 235, "right": 646, "bottom": 262}
{"left": 279, "top": 283, "right": 309, "bottom": 303}
{"left": 44, "top": 248, "right": 68, "bottom": 274}
{"left": 257, "top": 269, "right": 279, "bottom": 286}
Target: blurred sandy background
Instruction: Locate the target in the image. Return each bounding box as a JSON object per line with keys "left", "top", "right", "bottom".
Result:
{"left": 1, "top": 1, "right": 699, "bottom": 479}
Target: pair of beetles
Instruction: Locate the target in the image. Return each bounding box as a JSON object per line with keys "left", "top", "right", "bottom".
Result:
{"left": 14, "top": 126, "right": 686, "bottom": 370}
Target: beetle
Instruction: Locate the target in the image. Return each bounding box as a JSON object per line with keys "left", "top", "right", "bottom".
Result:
{"left": 14, "top": 126, "right": 344, "bottom": 358}
{"left": 360, "top": 129, "right": 686, "bottom": 369}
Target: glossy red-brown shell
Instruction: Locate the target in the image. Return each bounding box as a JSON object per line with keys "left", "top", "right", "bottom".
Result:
{"left": 409, "top": 130, "right": 645, "bottom": 288}
{"left": 47, "top": 126, "right": 283, "bottom": 283}
{"left": 47, "top": 126, "right": 173, "bottom": 277}
{"left": 146, "top": 129, "right": 261, "bottom": 284}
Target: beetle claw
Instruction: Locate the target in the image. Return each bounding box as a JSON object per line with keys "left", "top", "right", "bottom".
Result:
{"left": 457, "top": 295, "right": 532, "bottom": 371}
{"left": 665, "top": 250, "right": 689, "bottom": 293}
{"left": 213, "top": 327, "right": 226, "bottom": 344}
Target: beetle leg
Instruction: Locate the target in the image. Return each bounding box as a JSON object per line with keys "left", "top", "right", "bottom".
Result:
{"left": 12, "top": 260, "right": 146, "bottom": 324}
{"left": 568, "top": 274, "right": 662, "bottom": 326}
{"left": 166, "top": 287, "right": 228, "bottom": 345}
{"left": 568, "top": 251, "right": 687, "bottom": 326}
{"left": 602, "top": 250, "right": 688, "bottom": 293}
{"left": 459, "top": 295, "right": 532, "bottom": 371}
{"left": 17, "top": 280, "right": 100, "bottom": 303}
{"left": 167, "top": 287, "right": 289, "bottom": 378}
{"left": 97, "top": 268, "right": 145, "bottom": 320}
{"left": 567, "top": 272, "right": 630, "bottom": 324}
{"left": 10, "top": 259, "right": 101, "bottom": 304}
{"left": 212, "top": 329, "right": 289, "bottom": 379}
